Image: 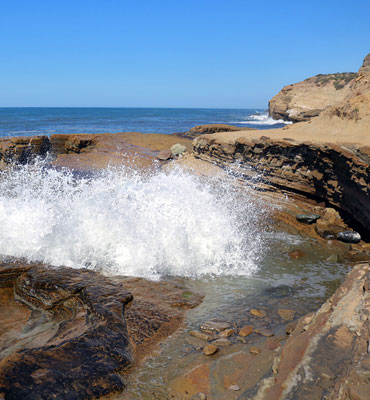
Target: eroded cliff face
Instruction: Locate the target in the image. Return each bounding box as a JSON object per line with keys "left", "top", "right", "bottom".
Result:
{"left": 269, "top": 72, "right": 356, "bottom": 122}
{"left": 257, "top": 262, "right": 370, "bottom": 400}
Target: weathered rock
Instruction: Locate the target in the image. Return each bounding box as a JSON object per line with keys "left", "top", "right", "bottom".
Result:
{"left": 249, "top": 346, "right": 261, "bottom": 355}
{"left": 250, "top": 309, "right": 267, "bottom": 318}
{"left": 184, "top": 124, "right": 252, "bottom": 138}
{"left": 193, "top": 134, "right": 370, "bottom": 235}
{"left": 157, "top": 149, "right": 173, "bottom": 161}
{"left": 239, "top": 325, "right": 254, "bottom": 337}
{"left": 200, "top": 320, "right": 231, "bottom": 332}
{"left": 0, "top": 260, "right": 201, "bottom": 400}
{"left": 0, "top": 261, "right": 133, "bottom": 399}
{"left": 296, "top": 214, "right": 320, "bottom": 224}
{"left": 219, "top": 328, "right": 234, "bottom": 338}
{"left": 257, "top": 263, "right": 370, "bottom": 400}
{"left": 269, "top": 72, "right": 356, "bottom": 122}
{"left": 212, "top": 338, "right": 231, "bottom": 347}
{"left": 286, "top": 321, "right": 298, "bottom": 335}
{"left": 190, "top": 331, "right": 212, "bottom": 341}
{"left": 337, "top": 230, "right": 361, "bottom": 244}
{"left": 203, "top": 344, "right": 218, "bottom": 356}
{"left": 256, "top": 328, "right": 274, "bottom": 337}
{"left": 170, "top": 143, "right": 187, "bottom": 157}
{"left": 277, "top": 308, "right": 296, "bottom": 321}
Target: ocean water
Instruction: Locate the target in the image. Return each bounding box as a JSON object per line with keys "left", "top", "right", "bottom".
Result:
{"left": 0, "top": 107, "right": 290, "bottom": 137}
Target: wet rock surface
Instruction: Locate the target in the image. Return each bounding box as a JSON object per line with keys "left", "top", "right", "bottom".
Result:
{"left": 0, "top": 260, "right": 133, "bottom": 399}
{"left": 0, "top": 260, "right": 201, "bottom": 400}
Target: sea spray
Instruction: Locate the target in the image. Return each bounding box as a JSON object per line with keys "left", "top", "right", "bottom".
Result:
{"left": 0, "top": 160, "right": 267, "bottom": 278}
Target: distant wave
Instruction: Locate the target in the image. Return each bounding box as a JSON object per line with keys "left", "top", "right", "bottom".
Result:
{"left": 234, "top": 112, "right": 292, "bottom": 126}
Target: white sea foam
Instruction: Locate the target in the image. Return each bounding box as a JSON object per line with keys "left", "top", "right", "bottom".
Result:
{"left": 234, "top": 112, "right": 292, "bottom": 126}
{"left": 0, "top": 160, "right": 265, "bottom": 279}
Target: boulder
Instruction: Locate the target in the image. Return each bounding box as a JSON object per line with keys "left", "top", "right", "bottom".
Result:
{"left": 170, "top": 143, "right": 187, "bottom": 157}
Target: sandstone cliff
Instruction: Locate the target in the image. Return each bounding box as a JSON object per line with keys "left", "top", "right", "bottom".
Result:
{"left": 269, "top": 72, "right": 356, "bottom": 122}
{"left": 193, "top": 54, "right": 370, "bottom": 236}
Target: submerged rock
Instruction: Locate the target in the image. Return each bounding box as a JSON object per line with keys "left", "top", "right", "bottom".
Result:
{"left": 200, "top": 320, "right": 231, "bottom": 332}
{"left": 337, "top": 230, "right": 361, "bottom": 244}
{"left": 250, "top": 309, "right": 267, "bottom": 318}
{"left": 239, "top": 325, "right": 254, "bottom": 337}
{"left": 203, "top": 344, "right": 218, "bottom": 356}
{"left": 296, "top": 214, "right": 321, "bottom": 224}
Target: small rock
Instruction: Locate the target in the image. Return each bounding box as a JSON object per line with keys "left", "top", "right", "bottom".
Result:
{"left": 156, "top": 149, "right": 173, "bottom": 161}
{"left": 302, "top": 315, "right": 313, "bottom": 325}
{"left": 200, "top": 321, "right": 231, "bottom": 332}
{"left": 256, "top": 328, "right": 274, "bottom": 337}
{"left": 321, "top": 373, "right": 332, "bottom": 380}
{"left": 288, "top": 250, "right": 304, "bottom": 259}
{"left": 286, "top": 321, "right": 297, "bottom": 335}
{"left": 239, "top": 325, "right": 254, "bottom": 337}
{"left": 296, "top": 214, "right": 320, "bottom": 224}
{"left": 189, "top": 331, "right": 212, "bottom": 341}
{"left": 203, "top": 344, "right": 218, "bottom": 356}
{"left": 228, "top": 385, "right": 240, "bottom": 391}
{"left": 249, "top": 346, "right": 261, "bottom": 355}
{"left": 219, "top": 328, "right": 234, "bottom": 338}
{"left": 278, "top": 309, "right": 296, "bottom": 321}
{"left": 250, "top": 309, "right": 267, "bottom": 318}
{"left": 170, "top": 143, "right": 187, "bottom": 157}
{"left": 237, "top": 337, "right": 247, "bottom": 343}
{"left": 337, "top": 231, "right": 361, "bottom": 244}
{"left": 212, "top": 338, "right": 231, "bottom": 347}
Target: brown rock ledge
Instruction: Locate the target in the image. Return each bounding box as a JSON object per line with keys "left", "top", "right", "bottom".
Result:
{"left": 0, "top": 260, "right": 201, "bottom": 399}
{"left": 257, "top": 262, "right": 370, "bottom": 400}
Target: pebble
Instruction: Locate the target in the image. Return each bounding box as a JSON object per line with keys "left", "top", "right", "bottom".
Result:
{"left": 250, "top": 309, "right": 267, "bottom": 318}
{"left": 278, "top": 308, "right": 296, "bottom": 321}
{"left": 256, "top": 328, "right": 274, "bottom": 337}
{"left": 337, "top": 231, "right": 361, "bottom": 244}
{"left": 212, "top": 338, "right": 231, "bottom": 347}
{"left": 228, "top": 385, "right": 240, "bottom": 391}
{"left": 189, "top": 331, "right": 212, "bottom": 341}
{"left": 249, "top": 346, "right": 261, "bottom": 355}
{"left": 239, "top": 325, "right": 254, "bottom": 337}
{"left": 200, "top": 321, "right": 231, "bottom": 332}
{"left": 296, "top": 214, "right": 321, "bottom": 224}
{"left": 219, "top": 328, "right": 234, "bottom": 338}
{"left": 288, "top": 250, "right": 304, "bottom": 259}
{"left": 203, "top": 344, "right": 218, "bottom": 356}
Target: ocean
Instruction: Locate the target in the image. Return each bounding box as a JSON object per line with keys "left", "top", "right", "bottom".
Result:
{"left": 0, "top": 107, "right": 290, "bottom": 138}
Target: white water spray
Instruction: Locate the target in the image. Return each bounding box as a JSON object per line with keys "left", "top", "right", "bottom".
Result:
{"left": 0, "top": 160, "right": 265, "bottom": 278}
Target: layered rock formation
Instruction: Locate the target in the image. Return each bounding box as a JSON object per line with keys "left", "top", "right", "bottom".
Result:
{"left": 194, "top": 54, "right": 370, "bottom": 236}
{"left": 258, "top": 262, "right": 370, "bottom": 400}
{"left": 181, "top": 124, "right": 252, "bottom": 138}
{"left": 269, "top": 72, "right": 356, "bottom": 122}
{"left": 0, "top": 260, "right": 201, "bottom": 399}
{"left": 0, "top": 132, "right": 192, "bottom": 170}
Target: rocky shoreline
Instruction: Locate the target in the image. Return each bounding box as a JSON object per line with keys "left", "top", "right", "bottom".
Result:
{"left": 1, "top": 55, "right": 370, "bottom": 399}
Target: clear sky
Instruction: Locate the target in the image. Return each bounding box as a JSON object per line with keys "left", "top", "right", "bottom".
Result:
{"left": 1, "top": 0, "right": 369, "bottom": 108}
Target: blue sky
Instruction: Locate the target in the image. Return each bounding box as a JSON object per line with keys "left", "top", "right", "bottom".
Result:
{"left": 1, "top": 0, "right": 369, "bottom": 108}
